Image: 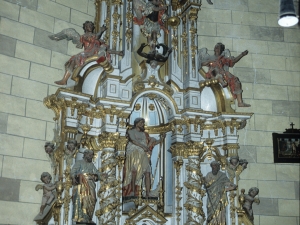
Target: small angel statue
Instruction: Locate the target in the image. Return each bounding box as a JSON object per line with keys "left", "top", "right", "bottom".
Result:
{"left": 49, "top": 21, "right": 124, "bottom": 85}
{"left": 64, "top": 139, "right": 78, "bottom": 167}
{"left": 133, "top": 0, "right": 169, "bottom": 52}
{"left": 242, "top": 187, "right": 260, "bottom": 222}
{"left": 35, "top": 172, "right": 57, "bottom": 215}
{"left": 199, "top": 43, "right": 250, "bottom": 107}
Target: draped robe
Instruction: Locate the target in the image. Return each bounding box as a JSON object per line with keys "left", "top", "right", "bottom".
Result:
{"left": 71, "top": 160, "right": 101, "bottom": 223}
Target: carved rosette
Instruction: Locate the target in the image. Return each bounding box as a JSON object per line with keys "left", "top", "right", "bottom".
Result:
{"left": 96, "top": 132, "right": 120, "bottom": 225}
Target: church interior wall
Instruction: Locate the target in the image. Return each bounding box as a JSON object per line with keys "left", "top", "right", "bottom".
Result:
{"left": 0, "top": 0, "right": 299, "bottom": 224}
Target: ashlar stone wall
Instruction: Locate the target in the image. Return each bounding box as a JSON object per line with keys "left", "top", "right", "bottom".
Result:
{"left": 0, "top": 0, "right": 299, "bottom": 224}
{"left": 0, "top": 0, "right": 95, "bottom": 224}
{"left": 197, "top": 0, "right": 300, "bottom": 224}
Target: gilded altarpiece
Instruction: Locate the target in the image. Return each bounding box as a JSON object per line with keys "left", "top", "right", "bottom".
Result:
{"left": 34, "top": 0, "right": 258, "bottom": 224}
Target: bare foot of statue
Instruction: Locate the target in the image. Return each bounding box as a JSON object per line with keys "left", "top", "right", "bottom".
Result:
{"left": 238, "top": 102, "right": 251, "bottom": 107}
{"left": 54, "top": 79, "right": 67, "bottom": 85}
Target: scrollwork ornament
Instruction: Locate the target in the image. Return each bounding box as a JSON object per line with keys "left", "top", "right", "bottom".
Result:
{"left": 43, "top": 95, "right": 66, "bottom": 121}
{"left": 98, "top": 132, "right": 119, "bottom": 148}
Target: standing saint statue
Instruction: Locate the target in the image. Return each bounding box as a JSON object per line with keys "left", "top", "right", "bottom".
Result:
{"left": 71, "top": 149, "right": 104, "bottom": 224}
{"left": 123, "top": 117, "right": 165, "bottom": 198}
{"left": 203, "top": 161, "right": 237, "bottom": 225}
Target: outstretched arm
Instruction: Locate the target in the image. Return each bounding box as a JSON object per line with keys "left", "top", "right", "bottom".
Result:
{"left": 43, "top": 184, "right": 56, "bottom": 191}
{"left": 232, "top": 50, "right": 248, "bottom": 64}
{"left": 154, "top": 133, "right": 166, "bottom": 145}
{"left": 137, "top": 43, "right": 149, "bottom": 58}
{"left": 96, "top": 25, "right": 107, "bottom": 39}
{"left": 225, "top": 182, "right": 237, "bottom": 191}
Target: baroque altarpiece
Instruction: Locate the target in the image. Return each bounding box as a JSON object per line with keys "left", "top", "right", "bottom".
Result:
{"left": 34, "top": 0, "right": 259, "bottom": 224}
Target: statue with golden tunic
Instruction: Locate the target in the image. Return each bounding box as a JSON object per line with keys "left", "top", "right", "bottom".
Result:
{"left": 70, "top": 150, "right": 104, "bottom": 224}
{"left": 123, "top": 117, "right": 165, "bottom": 198}
{"left": 203, "top": 161, "right": 237, "bottom": 225}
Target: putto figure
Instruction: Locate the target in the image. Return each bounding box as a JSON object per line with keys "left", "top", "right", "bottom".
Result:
{"left": 123, "top": 118, "right": 165, "bottom": 198}
{"left": 71, "top": 149, "right": 105, "bottom": 224}
{"left": 242, "top": 187, "right": 260, "bottom": 222}
{"left": 227, "top": 156, "right": 248, "bottom": 181}
{"left": 37, "top": 172, "right": 57, "bottom": 215}
{"left": 64, "top": 139, "right": 78, "bottom": 167}
{"left": 44, "top": 142, "right": 57, "bottom": 179}
{"left": 49, "top": 21, "right": 123, "bottom": 85}
{"left": 199, "top": 43, "right": 250, "bottom": 107}
{"left": 203, "top": 161, "right": 237, "bottom": 225}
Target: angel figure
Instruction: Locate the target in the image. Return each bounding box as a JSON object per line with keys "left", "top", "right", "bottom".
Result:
{"left": 242, "top": 187, "right": 260, "bottom": 222}
{"left": 226, "top": 156, "right": 248, "bottom": 181}
{"left": 133, "top": 0, "right": 168, "bottom": 52}
{"left": 36, "top": 172, "right": 57, "bottom": 215}
{"left": 137, "top": 43, "right": 173, "bottom": 68}
{"left": 44, "top": 142, "right": 58, "bottom": 178}
{"left": 49, "top": 21, "right": 124, "bottom": 85}
{"left": 199, "top": 43, "right": 250, "bottom": 107}
{"left": 64, "top": 139, "right": 78, "bottom": 167}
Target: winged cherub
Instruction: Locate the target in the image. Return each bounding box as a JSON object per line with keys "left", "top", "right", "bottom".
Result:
{"left": 199, "top": 43, "right": 250, "bottom": 107}
{"left": 133, "top": 0, "right": 168, "bottom": 52}
{"left": 49, "top": 21, "right": 123, "bottom": 85}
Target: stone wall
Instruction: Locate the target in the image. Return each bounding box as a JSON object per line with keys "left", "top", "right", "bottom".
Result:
{"left": 0, "top": 0, "right": 299, "bottom": 224}
{"left": 0, "top": 0, "right": 95, "bottom": 224}
{"left": 197, "top": 1, "right": 300, "bottom": 224}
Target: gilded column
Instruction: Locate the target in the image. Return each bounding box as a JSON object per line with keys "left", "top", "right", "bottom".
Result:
{"left": 96, "top": 132, "right": 120, "bottom": 225}
{"left": 183, "top": 142, "right": 205, "bottom": 225}
{"left": 115, "top": 136, "right": 127, "bottom": 225}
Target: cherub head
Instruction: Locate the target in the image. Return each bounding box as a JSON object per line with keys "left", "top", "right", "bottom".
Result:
{"left": 67, "top": 139, "right": 77, "bottom": 152}
{"left": 40, "top": 172, "right": 52, "bottom": 184}
{"left": 44, "top": 142, "right": 55, "bottom": 155}
{"left": 149, "top": 60, "right": 158, "bottom": 69}
{"left": 83, "top": 21, "right": 95, "bottom": 33}
{"left": 214, "top": 43, "right": 225, "bottom": 56}
{"left": 229, "top": 156, "right": 239, "bottom": 166}
{"left": 248, "top": 187, "right": 259, "bottom": 197}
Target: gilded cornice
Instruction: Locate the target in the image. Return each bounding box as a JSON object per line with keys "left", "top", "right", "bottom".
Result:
{"left": 170, "top": 141, "right": 204, "bottom": 158}
{"left": 222, "top": 143, "right": 240, "bottom": 151}
{"left": 115, "top": 136, "right": 128, "bottom": 151}
{"left": 98, "top": 131, "right": 120, "bottom": 148}
{"left": 43, "top": 94, "right": 66, "bottom": 121}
